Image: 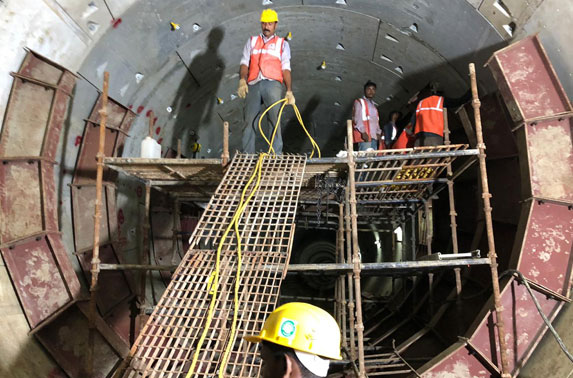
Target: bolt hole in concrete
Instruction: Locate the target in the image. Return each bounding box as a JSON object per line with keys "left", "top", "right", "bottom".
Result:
{"left": 395, "top": 66, "right": 404, "bottom": 75}
{"left": 385, "top": 33, "right": 400, "bottom": 43}
{"left": 409, "top": 23, "right": 419, "bottom": 33}
{"left": 381, "top": 54, "right": 393, "bottom": 62}
{"left": 336, "top": 43, "right": 345, "bottom": 50}
{"left": 503, "top": 21, "right": 516, "bottom": 37}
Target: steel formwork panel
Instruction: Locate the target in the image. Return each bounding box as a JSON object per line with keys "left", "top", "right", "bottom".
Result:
{"left": 0, "top": 232, "right": 81, "bottom": 329}
{"left": 513, "top": 200, "right": 573, "bottom": 297}
{"left": 0, "top": 49, "right": 76, "bottom": 159}
{"left": 522, "top": 117, "right": 573, "bottom": 202}
{"left": 77, "top": 243, "right": 133, "bottom": 317}
{"left": 486, "top": 35, "right": 573, "bottom": 123}
{"left": 71, "top": 184, "right": 118, "bottom": 253}
{"left": 0, "top": 159, "right": 57, "bottom": 244}
{"left": 122, "top": 153, "right": 306, "bottom": 377}
{"left": 73, "top": 95, "right": 134, "bottom": 185}
{"left": 419, "top": 341, "right": 498, "bottom": 377}
{"left": 104, "top": 296, "right": 136, "bottom": 346}
{"left": 462, "top": 93, "right": 518, "bottom": 159}
{"left": 469, "top": 277, "right": 563, "bottom": 375}
{"left": 35, "top": 302, "right": 128, "bottom": 378}
{"left": 151, "top": 207, "right": 180, "bottom": 284}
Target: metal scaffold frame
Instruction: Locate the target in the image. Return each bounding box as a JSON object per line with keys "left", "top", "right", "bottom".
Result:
{"left": 98, "top": 64, "right": 508, "bottom": 378}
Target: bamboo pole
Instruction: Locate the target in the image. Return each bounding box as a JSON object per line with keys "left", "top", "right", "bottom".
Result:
{"left": 139, "top": 183, "right": 151, "bottom": 312}
{"left": 424, "top": 200, "right": 434, "bottom": 316}
{"left": 344, "top": 185, "right": 356, "bottom": 361}
{"left": 177, "top": 139, "right": 182, "bottom": 159}
{"left": 222, "top": 121, "right": 230, "bottom": 166}
{"left": 469, "top": 63, "right": 510, "bottom": 377}
{"left": 338, "top": 203, "right": 348, "bottom": 349}
{"left": 87, "top": 71, "right": 109, "bottom": 377}
{"left": 444, "top": 108, "right": 464, "bottom": 333}
{"left": 148, "top": 111, "right": 154, "bottom": 138}
{"left": 346, "top": 120, "right": 366, "bottom": 377}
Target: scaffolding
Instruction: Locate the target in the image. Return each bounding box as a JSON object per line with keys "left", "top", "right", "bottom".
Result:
{"left": 99, "top": 64, "right": 507, "bottom": 378}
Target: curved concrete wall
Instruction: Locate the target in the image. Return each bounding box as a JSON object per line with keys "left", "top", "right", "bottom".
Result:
{"left": 0, "top": 0, "right": 571, "bottom": 377}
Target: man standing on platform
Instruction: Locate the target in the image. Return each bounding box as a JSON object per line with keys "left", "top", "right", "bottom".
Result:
{"left": 411, "top": 82, "right": 471, "bottom": 147}
{"left": 238, "top": 9, "right": 295, "bottom": 154}
{"left": 352, "top": 80, "right": 381, "bottom": 151}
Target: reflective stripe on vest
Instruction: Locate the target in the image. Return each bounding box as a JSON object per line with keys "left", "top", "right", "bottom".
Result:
{"left": 358, "top": 98, "right": 372, "bottom": 140}
{"left": 415, "top": 95, "right": 444, "bottom": 136}
{"left": 247, "top": 35, "right": 284, "bottom": 84}
{"left": 381, "top": 124, "right": 397, "bottom": 141}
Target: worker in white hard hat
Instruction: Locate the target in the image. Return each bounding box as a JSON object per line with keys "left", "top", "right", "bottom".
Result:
{"left": 244, "top": 302, "right": 342, "bottom": 377}
{"left": 238, "top": 9, "right": 295, "bottom": 154}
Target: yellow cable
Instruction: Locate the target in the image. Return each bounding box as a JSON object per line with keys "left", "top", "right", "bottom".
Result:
{"left": 187, "top": 94, "right": 322, "bottom": 377}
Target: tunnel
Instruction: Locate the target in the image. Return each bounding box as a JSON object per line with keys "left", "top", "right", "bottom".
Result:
{"left": 0, "top": 0, "right": 572, "bottom": 377}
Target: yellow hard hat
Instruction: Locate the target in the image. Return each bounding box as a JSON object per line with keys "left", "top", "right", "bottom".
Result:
{"left": 244, "top": 302, "right": 342, "bottom": 360}
{"left": 260, "top": 9, "right": 279, "bottom": 23}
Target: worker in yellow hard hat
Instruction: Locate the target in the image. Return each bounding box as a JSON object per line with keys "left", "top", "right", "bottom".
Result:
{"left": 244, "top": 302, "right": 342, "bottom": 377}
{"left": 238, "top": 9, "right": 295, "bottom": 154}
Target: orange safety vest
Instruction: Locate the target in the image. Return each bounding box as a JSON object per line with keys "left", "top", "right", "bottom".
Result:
{"left": 352, "top": 98, "right": 373, "bottom": 143}
{"left": 415, "top": 95, "right": 444, "bottom": 136}
{"left": 247, "top": 35, "right": 284, "bottom": 84}
{"left": 393, "top": 125, "right": 415, "bottom": 149}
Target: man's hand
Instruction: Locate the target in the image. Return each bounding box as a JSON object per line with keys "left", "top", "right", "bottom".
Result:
{"left": 238, "top": 78, "right": 248, "bottom": 99}
{"left": 361, "top": 132, "right": 370, "bottom": 142}
{"left": 285, "top": 91, "right": 296, "bottom": 105}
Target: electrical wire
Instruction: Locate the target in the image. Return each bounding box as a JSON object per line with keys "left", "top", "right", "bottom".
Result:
{"left": 187, "top": 98, "right": 320, "bottom": 377}
{"left": 500, "top": 269, "right": 573, "bottom": 363}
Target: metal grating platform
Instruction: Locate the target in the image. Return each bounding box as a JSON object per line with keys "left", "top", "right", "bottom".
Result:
{"left": 354, "top": 144, "right": 472, "bottom": 202}
{"left": 120, "top": 153, "right": 306, "bottom": 377}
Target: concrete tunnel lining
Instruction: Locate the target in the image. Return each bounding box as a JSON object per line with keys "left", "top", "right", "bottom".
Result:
{"left": 0, "top": 0, "right": 572, "bottom": 377}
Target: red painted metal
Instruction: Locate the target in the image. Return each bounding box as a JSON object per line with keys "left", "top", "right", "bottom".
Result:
{"left": 77, "top": 243, "right": 133, "bottom": 316}
{"left": 0, "top": 49, "right": 76, "bottom": 159}
{"left": 71, "top": 184, "right": 118, "bottom": 252}
{"left": 180, "top": 215, "right": 199, "bottom": 252}
{"left": 486, "top": 35, "right": 572, "bottom": 123}
{"left": 462, "top": 93, "right": 518, "bottom": 159}
{"left": 420, "top": 36, "right": 573, "bottom": 377}
{"left": 73, "top": 95, "right": 134, "bottom": 185}
{"left": 0, "top": 232, "right": 81, "bottom": 328}
{"left": 0, "top": 159, "right": 57, "bottom": 244}
{"left": 522, "top": 117, "right": 573, "bottom": 202}
{"left": 513, "top": 200, "right": 573, "bottom": 297}
{"left": 35, "top": 303, "right": 128, "bottom": 378}
{"left": 469, "top": 277, "right": 563, "bottom": 375}
{"left": 104, "top": 296, "right": 136, "bottom": 346}
{"left": 421, "top": 342, "right": 496, "bottom": 377}
{"left": 151, "top": 207, "right": 181, "bottom": 284}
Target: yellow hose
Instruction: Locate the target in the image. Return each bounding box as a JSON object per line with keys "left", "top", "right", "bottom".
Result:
{"left": 187, "top": 96, "right": 320, "bottom": 377}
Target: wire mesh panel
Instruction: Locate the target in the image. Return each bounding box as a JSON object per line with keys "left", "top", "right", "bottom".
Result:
{"left": 352, "top": 145, "right": 473, "bottom": 224}
{"left": 121, "top": 153, "right": 306, "bottom": 378}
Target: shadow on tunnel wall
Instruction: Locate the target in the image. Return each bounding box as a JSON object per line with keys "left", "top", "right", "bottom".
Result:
{"left": 169, "top": 27, "right": 225, "bottom": 154}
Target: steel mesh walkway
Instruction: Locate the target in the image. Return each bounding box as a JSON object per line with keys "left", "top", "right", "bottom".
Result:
{"left": 120, "top": 153, "right": 306, "bottom": 377}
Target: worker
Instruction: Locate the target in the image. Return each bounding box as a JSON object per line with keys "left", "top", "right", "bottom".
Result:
{"left": 411, "top": 82, "right": 471, "bottom": 146}
{"left": 244, "top": 302, "right": 342, "bottom": 377}
{"left": 238, "top": 9, "right": 295, "bottom": 154}
{"left": 381, "top": 110, "right": 401, "bottom": 149}
{"left": 393, "top": 123, "right": 415, "bottom": 149}
{"left": 352, "top": 80, "right": 381, "bottom": 151}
